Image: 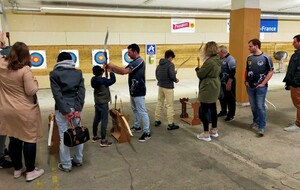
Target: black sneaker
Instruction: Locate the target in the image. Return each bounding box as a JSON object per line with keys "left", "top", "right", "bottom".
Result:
{"left": 138, "top": 132, "right": 151, "bottom": 142}
{"left": 4, "top": 148, "right": 9, "bottom": 158}
{"left": 0, "top": 156, "right": 13, "bottom": 169}
{"left": 57, "top": 163, "right": 71, "bottom": 172}
{"left": 100, "top": 140, "right": 112, "bottom": 147}
{"left": 130, "top": 126, "right": 142, "bottom": 133}
{"left": 217, "top": 112, "right": 227, "bottom": 117}
{"left": 71, "top": 160, "right": 82, "bottom": 167}
{"left": 92, "top": 136, "right": 101, "bottom": 143}
{"left": 167, "top": 123, "right": 180, "bottom": 130}
{"left": 154, "top": 120, "right": 161, "bottom": 127}
{"left": 225, "top": 117, "right": 234, "bottom": 122}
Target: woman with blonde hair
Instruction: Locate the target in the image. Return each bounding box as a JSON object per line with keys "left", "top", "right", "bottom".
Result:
{"left": 0, "top": 42, "right": 44, "bottom": 181}
{"left": 195, "top": 41, "right": 221, "bottom": 142}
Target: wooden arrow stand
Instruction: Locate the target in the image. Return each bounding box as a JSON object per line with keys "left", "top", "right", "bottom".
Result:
{"left": 179, "top": 98, "right": 201, "bottom": 125}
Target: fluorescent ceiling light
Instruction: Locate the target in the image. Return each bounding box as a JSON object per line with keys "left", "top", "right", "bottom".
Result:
{"left": 40, "top": 6, "right": 229, "bottom": 17}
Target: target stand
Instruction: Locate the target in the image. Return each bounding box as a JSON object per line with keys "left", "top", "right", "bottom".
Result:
{"left": 179, "top": 98, "right": 201, "bottom": 125}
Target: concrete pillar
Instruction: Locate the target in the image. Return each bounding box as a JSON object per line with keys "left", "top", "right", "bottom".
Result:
{"left": 229, "top": 0, "right": 261, "bottom": 103}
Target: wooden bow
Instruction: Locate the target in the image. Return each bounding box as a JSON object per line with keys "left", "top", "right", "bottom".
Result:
{"left": 103, "top": 28, "right": 109, "bottom": 78}
{"left": 176, "top": 56, "right": 191, "bottom": 73}
{"left": 197, "top": 42, "right": 204, "bottom": 67}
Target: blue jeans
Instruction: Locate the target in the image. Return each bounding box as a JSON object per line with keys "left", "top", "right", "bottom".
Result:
{"left": 130, "top": 96, "right": 150, "bottom": 133}
{"left": 246, "top": 86, "right": 268, "bottom": 130}
{"left": 92, "top": 103, "right": 109, "bottom": 139}
{"left": 55, "top": 110, "right": 83, "bottom": 169}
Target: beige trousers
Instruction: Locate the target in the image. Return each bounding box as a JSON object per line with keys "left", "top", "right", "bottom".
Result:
{"left": 155, "top": 87, "right": 175, "bottom": 124}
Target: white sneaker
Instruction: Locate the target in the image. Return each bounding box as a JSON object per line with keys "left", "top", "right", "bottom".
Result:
{"left": 196, "top": 133, "right": 211, "bottom": 142}
{"left": 210, "top": 131, "right": 219, "bottom": 138}
{"left": 284, "top": 124, "right": 300, "bottom": 132}
{"left": 14, "top": 167, "right": 26, "bottom": 178}
{"left": 251, "top": 123, "right": 259, "bottom": 131}
{"left": 26, "top": 168, "right": 44, "bottom": 182}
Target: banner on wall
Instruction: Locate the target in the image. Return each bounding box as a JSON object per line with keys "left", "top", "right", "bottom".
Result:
{"left": 60, "top": 50, "right": 79, "bottom": 68}
{"left": 30, "top": 50, "right": 47, "bottom": 69}
{"left": 92, "top": 49, "right": 109, "bottom": 67}
{"left": 122, "top": 49, "right": 133, "bottom": 66}
{"left": 260, "top": 19, "right": 278, "bottom": 33}
{"left": 226, "top": 19, "right": 278, "bottom": 33}
{"left": 171, "top": 18, "right": 195, "bottom": 33}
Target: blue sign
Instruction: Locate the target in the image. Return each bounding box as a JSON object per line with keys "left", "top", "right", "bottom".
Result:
{"left": 146, "top": 44, "right": 156, "bottom": 55}
{"left": 260, "top": 19, "right": 278, "bottom": 33}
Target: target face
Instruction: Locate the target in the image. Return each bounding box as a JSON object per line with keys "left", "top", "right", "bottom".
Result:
{"left": 92, "top": 49, "right": 109, "bottom": 66}
{"left": 122, "top": 49, "right": 133, "bottom": 66}
{"left": 60, "top": 50, "right": 79, "bottom": 67}
{"left": 30, "top": 50, "right": 47, "bottom": 69}
{"left": 31, "top": 53, "right": 44, "bottom": 67}
{"left": 94, "top": 52, "right": 106, "bottom": 64}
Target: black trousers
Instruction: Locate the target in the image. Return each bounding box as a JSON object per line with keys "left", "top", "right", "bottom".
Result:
{"left": 9, "top": 137, "right": 36, "bottom": 172}
{"left": 199, "top": 102, "right": 217, "bottom": 132}
{"left": 219, "top": 80, "right": 236, "bottom": 118}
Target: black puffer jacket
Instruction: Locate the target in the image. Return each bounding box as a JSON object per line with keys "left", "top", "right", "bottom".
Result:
{"left": 155, "top": 58, "right": 177, "bottom": 89}
{"left": 283, "top": 49, "right": 300, "bottom": 88}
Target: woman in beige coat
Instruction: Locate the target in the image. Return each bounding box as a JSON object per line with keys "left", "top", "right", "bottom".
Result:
{"left": 0, "top": 42, "right": 44, "bottom": 182}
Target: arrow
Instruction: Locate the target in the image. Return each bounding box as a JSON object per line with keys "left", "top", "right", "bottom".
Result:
{"left": 1, "top": 0, "right": 10, "bottom": 46}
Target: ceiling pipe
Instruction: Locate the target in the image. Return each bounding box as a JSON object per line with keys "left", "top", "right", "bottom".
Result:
{"left": 2, "top": 4, "right": 300, "bottom": 19}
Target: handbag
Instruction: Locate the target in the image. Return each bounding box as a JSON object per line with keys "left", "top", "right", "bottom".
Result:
{"left": 64, "top": 118, "right": 90, "bottom": 147}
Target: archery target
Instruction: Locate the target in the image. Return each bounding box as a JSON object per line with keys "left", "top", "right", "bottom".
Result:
{"left": 30, "top": 50, "right": 47, "bottom": 69}
{"left": 60, "top": 50, "right": 79, "bottom": 68}
{"left": 92, "top": 49, "right": 109, "bottom": 66}
{"left": 122, "top": 49, "right": 133, "bottom": 66}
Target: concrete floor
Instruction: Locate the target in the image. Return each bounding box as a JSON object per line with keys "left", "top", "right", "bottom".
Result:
{"left": 1, "top": 72, "right": 300, "bottom": 190}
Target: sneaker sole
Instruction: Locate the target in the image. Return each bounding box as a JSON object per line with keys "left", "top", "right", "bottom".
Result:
{"left": 138, "top": 137, "right": 151, "bottom": 142}
{"left": 58, "top": 164, "right": 71, "bottom": 172}
{"left": 197, "top": 137, "right": 211, "bottom": 142}
{"left": 196, "top": 135, "right": 211, "bottom": 142}
{"left": 131, "top": 129, "right": 142, "bottom": 133}
{"left": 100, "top": 144, "right": 112, "bottom": 147}
{"left": 167, "top": 127, "right": 180, "bottom": 130}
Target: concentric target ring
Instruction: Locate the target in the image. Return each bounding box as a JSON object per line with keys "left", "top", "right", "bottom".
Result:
{"left": 94, "top": 51, "right": 106, "bottom": 65}
{"left": 31, "top": 52, "right": 44, "bottom": 67}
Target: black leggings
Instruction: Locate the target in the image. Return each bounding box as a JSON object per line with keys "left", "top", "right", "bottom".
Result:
{"left": 9, "top": 137, "right": 36, "bottom": 172}
{"left": 199, "top": 102, "right": 218, "bottom": 132}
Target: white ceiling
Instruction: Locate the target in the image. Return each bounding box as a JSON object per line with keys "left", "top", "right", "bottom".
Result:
{"left": 3, "top": 0, "right": 300, "bottom": 18}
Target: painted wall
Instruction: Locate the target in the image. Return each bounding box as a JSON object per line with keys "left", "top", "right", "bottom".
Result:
{"left": 6, "top": 14, "right": 299, "bottom": 45}
{"left": 2, "top": 13, "right": 299, "bottom": 88}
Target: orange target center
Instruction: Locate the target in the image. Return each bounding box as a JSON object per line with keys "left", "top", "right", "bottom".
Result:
{"left": 33, "top": 57, "right": 39, "bottom": 62}
{"left": 98, "top": 56, "right": 104, "bottom": 61}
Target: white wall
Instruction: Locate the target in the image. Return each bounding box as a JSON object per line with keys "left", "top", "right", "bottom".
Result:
{"left": 6, "top": 13, "right": 298, "bottom": 46}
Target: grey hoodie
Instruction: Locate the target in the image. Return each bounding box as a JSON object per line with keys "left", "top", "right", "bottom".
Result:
{"left": 155, "top": 58, "right": 177, "bottom": 89}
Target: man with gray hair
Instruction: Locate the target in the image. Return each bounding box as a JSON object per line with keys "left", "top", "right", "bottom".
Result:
{"left": 217, "top": 45, "right": 236, "bottom": 122}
